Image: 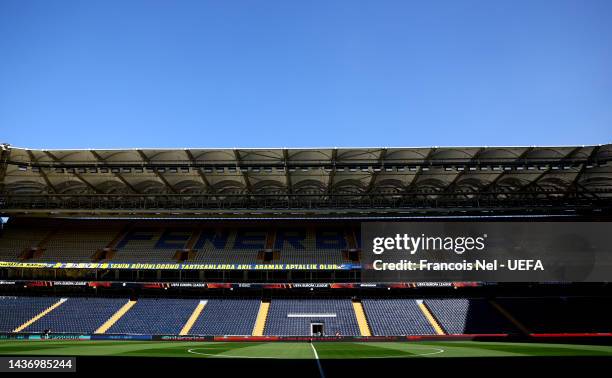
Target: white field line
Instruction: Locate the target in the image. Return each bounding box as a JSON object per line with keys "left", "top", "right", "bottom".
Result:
{"left": 186, "top": 344, "right": 445, "bottom": 360}
{"left": 310, "top": 343, "right": 325, "bottom": 378}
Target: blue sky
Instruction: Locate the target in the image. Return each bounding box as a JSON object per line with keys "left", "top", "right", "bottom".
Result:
{"left": 0, "top": 0, "right": 610, "bottom": 149}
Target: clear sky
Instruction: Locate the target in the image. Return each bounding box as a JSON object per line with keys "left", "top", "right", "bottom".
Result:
{"left": 0, "top": 0, "right": 610, "bottom": 149}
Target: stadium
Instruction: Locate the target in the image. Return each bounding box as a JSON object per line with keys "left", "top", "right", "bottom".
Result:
{"left": 1, "top": 143, "right": 611, "bottom": 375}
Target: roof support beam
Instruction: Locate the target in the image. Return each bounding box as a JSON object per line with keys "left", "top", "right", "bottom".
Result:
{"left": 366, "top": 148, "right": 387, "bottom": 193}
{"left": 90, "top": 150, "right": 139, "bottom": 193}
{"left": 405, "top": 148, "right": 437, "bottom": 193}
{"left": 567, "top": 145, "right": 602, "bottom": 195}
{"left": 43, "top": 151, "right": 101, "bottom": 194}
{"left": 574, "top": 182, "right": 600, "bottom": 199}
{"left": 0, "top": 144, "right": 11, "bottom": 190}
{"left": 233, "top": 149, "right": 253, "bottom": 194}
{"left": 443, "top": 147, "right": 486, "bottom": 192}
{"left": 283, "top": 149, "right": 292, "bottom": 194}
{"left": 137, "top": 150, "right": 177, "bottom": 194}
{"left": 185, "top": 150, "right": 211, "bottom": 193}
{"left": 27, "top": 150, "right": 57, "bottom": 193}
{"left": 485, "top": 147, "right": 534, "bottom": 191}
{"left": 327, "top": 148, "right": 338, "bottom": 194}
{"left": 519, "top": 146, "right": 585, "bottom": 192}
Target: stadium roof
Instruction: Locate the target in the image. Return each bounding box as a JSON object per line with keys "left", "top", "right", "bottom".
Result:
{"left": 1, "top": 144, "right": 611, "bottom": 217}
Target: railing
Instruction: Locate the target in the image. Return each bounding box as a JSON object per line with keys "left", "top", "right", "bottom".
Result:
{"left": 1, "top": 189, "right": 611, "bottom": 213}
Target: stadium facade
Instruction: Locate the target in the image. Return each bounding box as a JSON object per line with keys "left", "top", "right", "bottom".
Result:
{"left": 1, "top": 143, "right": 612, "bottom": 341}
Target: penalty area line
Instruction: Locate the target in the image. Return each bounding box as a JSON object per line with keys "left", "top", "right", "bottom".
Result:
{"left": 310, "top": 343, "right": 325, "bottom": 378}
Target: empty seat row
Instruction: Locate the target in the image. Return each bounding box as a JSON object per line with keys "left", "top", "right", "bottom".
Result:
{"left": 425, "top": 298, "right": 517, "bottom": 334}
{"left": 12, "top": 296, "right": 610, "bottom": 336}
{"left": 190, "top": 299, "right": 260, "bottom": 335}
{"left": 24, "top": 297, "right": 126, "bottom": 333}
{"left": 0, "top": 224, "right": 354, "bottom": 265}
{"left": 264, "top": 299, "right": 361, "bottom": 336}
{"left": 0, "top": 296, "right": 262, "bottom": 335}
{"left": 362, "top": 299, "right": 435, "bottom": 336}
{"left": 0, "top": 296, "right": 58, "bottom": 332}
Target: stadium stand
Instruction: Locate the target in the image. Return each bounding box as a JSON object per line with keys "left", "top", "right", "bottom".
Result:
{"left": 361, "top": 299, "right": 436, "bottom": 336}
{"left": 273, "top": 229, "right": 346, "bottom": 265}
{"left": 424, "top": 299, "right": 517, "bottom": 334}
{"left": 497, "top": 297, "right": 612, "bottom": 333}
{"left": 112, "top": 228, "right": 175, "bottom": 263}
{"left": 32, "top": 225, "right": 123, "bottom": 263}
{"left": 192, "top": 229, "right": 262, "bottom": 264}
{"left": 264, "top": 299, "right": 360, "bottom": 336}
{"left": 107, "top": 298, "right": 200, "bottom": 335}
{"left": 0, "top": 224, "right": 53, "bottom": 260}
{"left": 0, "top": 220, "right": 354, "bottom": 265}
{"left": 189, "top": 299, "right": 260, "bottom": 335}
{"left": 1, "top": 145, "right": 612, "bottom": 341}
{"left": 0, "top": 296, "right": 58, "bottom": 332}
{"left": 22, "top": 297, "right": 126, "bottom": 333}
{"left": 2, "top": 295, "right": 612, "bottom": 336}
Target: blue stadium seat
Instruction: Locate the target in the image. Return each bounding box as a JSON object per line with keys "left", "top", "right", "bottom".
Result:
{"left": 361, "top": 298, "right": 436, "bottom": 336}
{"left": 189, "top": 299, "right": 260, "bottom": 335}
{"left": 0, "top": 296, "right": 58, "bottom": 332}
{"left": 23, "top": 297, "right": 126, "bottom": 333}
{"left": 425, "top": 298, "right": 516, "bottom": 334}
{"left": 264, "top": 299, "right": 360, "bottom": 336}
{"left": 107, "top": 298, "right": 200, "bottom": 335}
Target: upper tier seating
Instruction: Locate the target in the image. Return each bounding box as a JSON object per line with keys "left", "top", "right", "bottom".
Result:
{"left": 0, "top": 220, "right": 355, "bottom": 266}
{"left": 0, "top": 225, "right": 54, "bottom": 259}
{"left": 273, "top": 229, "right": 346, "bottom": 265}
{"left": 32, "top": 226, "right": 122, "bottom": 263}
{"left": 192, "top": 229, "right": 261, "bottom": 264}
{"left": 112, "top": 228, "right": 175, "bottom": 263}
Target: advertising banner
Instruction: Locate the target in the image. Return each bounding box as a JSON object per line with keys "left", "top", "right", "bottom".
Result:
{"left": 0, "top": 261, "right": 359, "bottom": 271}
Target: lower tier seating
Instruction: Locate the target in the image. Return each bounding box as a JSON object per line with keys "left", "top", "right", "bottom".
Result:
{"left": 264, "top": 299, "right": 360, "bottom": 336}
{"left": 0, "top": 296, "right": 58, "bottom": 332}
{"left": 23, "top": 297, "right": 126, "bottom": 333}
{"left": 497, "top": 297, "right": 612, "bottom": 333}
{"left": 362, "top": 299, "right": 436, "bottom": 336}
{"left": 425, "top": 298, "right": 517, "bottom": 334}
{"left": 2, "top": 296, "right": 609, "bottom": 336}
{"left": 190, "top": 299, "right": 260, "bottom": 335}
{"left": 107, "top": 298, "right": 200, "bottom": 335}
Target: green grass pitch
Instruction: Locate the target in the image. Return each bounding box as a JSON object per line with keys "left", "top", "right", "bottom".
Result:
{"left": 1, "top": 340, "right": 612, "bottom": 359}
